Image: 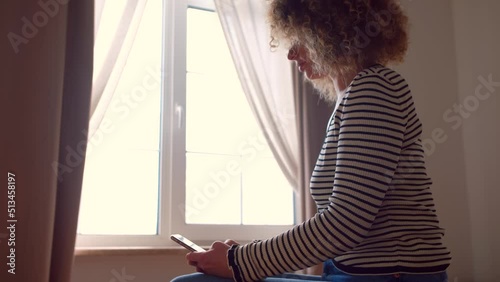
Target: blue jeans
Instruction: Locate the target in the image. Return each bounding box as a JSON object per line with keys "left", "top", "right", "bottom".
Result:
{"left": 171, "top": 260, "right": 448, "bottom": 282}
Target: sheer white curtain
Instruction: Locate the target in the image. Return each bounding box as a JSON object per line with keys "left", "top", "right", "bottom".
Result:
{"left": 214, "top": 4, "right": 334, "bottom": 273}
{"left": 213, "top": 0, "right": 300, "bottom": 192}
{"left": 88, "top": 0, "right": 148, "bottom": 137}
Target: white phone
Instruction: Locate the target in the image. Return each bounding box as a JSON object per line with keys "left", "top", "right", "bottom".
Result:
{"left": 170, "top": 234, "right": 205, "bottom": 252}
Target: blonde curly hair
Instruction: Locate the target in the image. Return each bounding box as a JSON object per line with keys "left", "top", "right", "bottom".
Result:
{"left": 268, "top": 0, "right": 409, "bottom": 100}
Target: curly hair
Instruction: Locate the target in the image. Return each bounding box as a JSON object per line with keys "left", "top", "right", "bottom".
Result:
{"left": 268, "top": 0, "right": 409, "bottom": 99}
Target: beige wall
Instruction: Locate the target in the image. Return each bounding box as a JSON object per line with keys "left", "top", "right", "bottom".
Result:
{"left": 398, "top": 0, "right": 471, "bottom": 281}
{"left": 452, "top": 1, "right": 500, "bottom": 281}
{"left": 71, "top": 1, "right": 499, "bottom": 281}
{"left": 72, "top": 255, "right": 191, "bottom": 282}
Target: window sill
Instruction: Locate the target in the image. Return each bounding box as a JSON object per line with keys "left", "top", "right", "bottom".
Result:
{"left": 74, "top": 247, "right": 203, "bottom": 257}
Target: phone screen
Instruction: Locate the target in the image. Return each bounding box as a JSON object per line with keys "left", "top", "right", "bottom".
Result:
{"left": 170, "top": 234, "right": 205, "bottom": 252}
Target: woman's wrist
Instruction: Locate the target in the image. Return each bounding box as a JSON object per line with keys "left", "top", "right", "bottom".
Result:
{"left": 227, "top": 244, "right": 243, "bottom": 282}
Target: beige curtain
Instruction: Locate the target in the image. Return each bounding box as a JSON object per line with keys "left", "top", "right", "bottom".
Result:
{"left": 1, "top": 0, "right": 94, "bottom": 281}
{"left": 293, "top": 70, "right": 333, "bottom": 274}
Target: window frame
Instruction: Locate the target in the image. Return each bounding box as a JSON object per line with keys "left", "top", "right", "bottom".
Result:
{"left": 76, "top": 0, "right": 295, "bottom": 248}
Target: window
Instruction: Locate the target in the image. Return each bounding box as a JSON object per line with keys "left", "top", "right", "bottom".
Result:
{"left": 77, "top": 0, "right": 295, "bottom": 248}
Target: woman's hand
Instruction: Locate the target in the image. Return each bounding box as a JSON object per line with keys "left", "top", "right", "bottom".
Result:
{"left": 186, "top": 241, "right": 235, "bottom": 279}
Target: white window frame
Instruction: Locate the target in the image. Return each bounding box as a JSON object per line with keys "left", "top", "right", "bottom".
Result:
{"left": 76, "top": 0, "right": 295, "bottom": 248}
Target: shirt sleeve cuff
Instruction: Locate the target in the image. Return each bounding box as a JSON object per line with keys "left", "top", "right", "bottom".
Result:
{"left": 227, "top": 244, "right": 243, "bottom": 282}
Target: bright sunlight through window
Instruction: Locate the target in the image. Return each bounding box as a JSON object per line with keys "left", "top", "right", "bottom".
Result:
{"left": 77, "top": 1, "right": 293, "bottom": 238}
{"left": 185, "top": 8, "right": 294, "bottom": 225}
{"left": 78, "top": 0, "right": 162, "bottom": 235}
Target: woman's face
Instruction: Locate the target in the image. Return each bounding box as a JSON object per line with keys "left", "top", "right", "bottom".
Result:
{"left": 287, "top": 44, "right": 326, "bottom": 80}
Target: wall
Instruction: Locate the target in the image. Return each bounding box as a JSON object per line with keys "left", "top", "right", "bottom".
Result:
{"left": 452, "top": 1, "right": 500, "bottom": 281}
{"left": 72, "top": 255, "right": 191, "bottom": 282}
{"left": 398, "top": 1, "right": 472, "bottom": 281}
{"left": 72, "top": 1, "right": 499, "bottom": 281}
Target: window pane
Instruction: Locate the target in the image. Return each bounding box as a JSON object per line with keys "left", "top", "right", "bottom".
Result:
{"left": 79, "top": 150, "right": 159, "bottom": 235}
{"left": 185, "top": 7, "right": 294, "bottom": 226}
{"left": 186, "top": 73, "right": 256, "bottom": 155}
{"left": 242, "top": 157, "right": 294, "bottom": 225}
{"left": 186, "top": 8, "right": 235, "bottom": 74}
{"left": 185, "top": 153, "right": 242, "bottom": 224}
{"left": 78, "top": 0, "right": 162, "bottom": 235}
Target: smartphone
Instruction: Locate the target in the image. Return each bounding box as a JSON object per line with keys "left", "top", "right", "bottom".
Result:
{"left": 170, "top": 234, "right": 206, "bottom": 252}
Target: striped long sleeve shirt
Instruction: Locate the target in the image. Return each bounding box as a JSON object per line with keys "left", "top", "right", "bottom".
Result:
{"left": 227, "top": 65, "right": 451, "bottom": 281}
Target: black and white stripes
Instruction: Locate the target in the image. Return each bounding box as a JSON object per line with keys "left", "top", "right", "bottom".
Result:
{"left": 228, "top": 65, "right": 451, "bottom": 281}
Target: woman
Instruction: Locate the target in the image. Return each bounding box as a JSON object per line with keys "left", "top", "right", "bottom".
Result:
{"left": 172, "top": 0, "right": 451, "bottom": 281}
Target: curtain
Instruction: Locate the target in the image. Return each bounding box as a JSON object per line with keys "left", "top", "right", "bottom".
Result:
{"left": 213, "top": 0, "right": 300, "bottom": 193}
{"left": 293, "top": 71, "right": 333, "bottom": 274}
{"left": 1, "top": 0, "right": 94, "bottom": 281}
{"left": 88, "top": 0, "right": 148, "bottom": 137}
{"left": 214, "top": 0, "right": 332, "bottom": 274}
